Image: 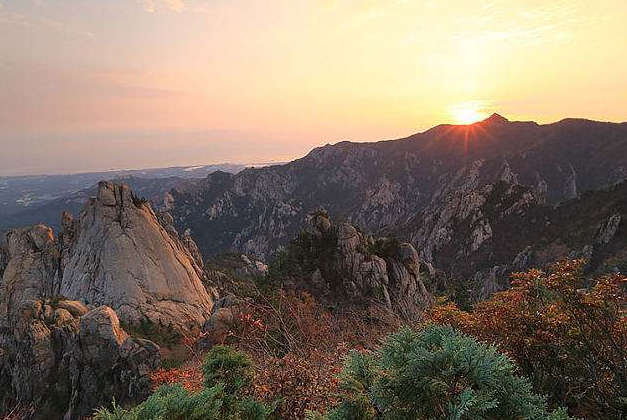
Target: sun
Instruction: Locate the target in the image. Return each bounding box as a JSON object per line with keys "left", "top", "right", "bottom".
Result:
{"left": 449, "top": 102, "right": 489, "bottom": 125}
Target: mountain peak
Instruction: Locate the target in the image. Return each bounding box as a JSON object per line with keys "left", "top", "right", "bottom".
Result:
{"left": 482, "top": 113, "right": 509, "bottom": 124}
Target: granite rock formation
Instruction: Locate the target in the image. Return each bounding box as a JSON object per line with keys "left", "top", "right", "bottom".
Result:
{"left": 0, "top": 226, "right": 160, "bottom": 419}
{"left": 280, "top": 213, "right": 433, "bottom": 320}
{"left": 58, "top": 181, "right": 214, "bottom": 329}
{"left": 0, "top": 182, "right": 216, "bottom": 419}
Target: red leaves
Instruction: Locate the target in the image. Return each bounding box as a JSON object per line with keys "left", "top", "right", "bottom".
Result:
{"left": 150, "top": 366, "right": 203, "bottom": 393}
{"left": 229, "top": 290, "right": 399, "bottom": 419}
{"left": 152, "top": 289, "right": 400, "bottom": 419}
{"left": 427, "top": 260, "right": 627, "bottom": 418}
{"left": 253, "top": 351, "right": 344, "bottom": 418}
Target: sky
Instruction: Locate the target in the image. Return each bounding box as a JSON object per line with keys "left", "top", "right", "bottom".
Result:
{"left": 1, "top": 0, "right": 626, "bottom": 176}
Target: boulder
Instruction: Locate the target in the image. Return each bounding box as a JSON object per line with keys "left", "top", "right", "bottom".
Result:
{"left": 596, "top": 214, "right": 621, "bottom": 244}
{"left": 65, "top": 306, "right": 160, "bottom": 420}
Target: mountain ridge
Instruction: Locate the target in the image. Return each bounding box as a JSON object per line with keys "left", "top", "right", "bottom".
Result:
{"left": 167, "top": 115, "right": 627, "bottom": 298}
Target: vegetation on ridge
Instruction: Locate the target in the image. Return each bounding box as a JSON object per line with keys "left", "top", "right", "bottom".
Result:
{"left": 91, "top": 345, "right": 277, "bottom": 420}
{"left": 429, "top": 260, "right": 627, "bottom": 419}
{"left": 314, "top": 325, "right": 575, "bottom": 420}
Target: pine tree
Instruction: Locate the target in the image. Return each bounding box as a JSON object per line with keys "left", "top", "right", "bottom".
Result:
{"left": 323, "top": 325, "right": 577, "bottom": 420}
{"left": 91, "top": 345, "right": 273, "bottom": 420}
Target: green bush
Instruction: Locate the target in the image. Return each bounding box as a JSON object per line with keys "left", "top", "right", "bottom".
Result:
{"left": 91, "top": 346, "right": 275, "bottom": 420}
{"left": 203, "top": 345, "right": 254, "bottom": 395}
{"left": 321, "top": 325, "right": 577, "bottom": 420}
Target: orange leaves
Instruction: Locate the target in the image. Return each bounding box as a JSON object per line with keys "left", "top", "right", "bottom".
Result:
{"left": 150, "top": 366, "right": 203, "bottom": 393}
{"left": 427, "top": 260, "right": 627, "bottom": 419}
{"left": 225, "top": 289, "right": 398, "bottom": 419}
{"left": 253, "top": 351, "right": 343, "bottom": 419}
{"left": 147, "top": 289, "right": 400, "bottom": 420}
{"left": 238, "top": 313, "right": 265, "bottom": 330}
{"left": 427, "top": 298, "right": 476, "bottom": 334}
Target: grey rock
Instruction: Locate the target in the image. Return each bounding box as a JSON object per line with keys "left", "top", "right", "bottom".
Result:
{"left": 563, "top": 164, "right": 578, "bottom": 201}
{"left": 475, "top": 265, "right": 512, "bottom": 300}
{"left": 596, "top": 214, "right": 621, "bottom": 244}
{"left": 59, "top": 181, "right": 214, "bottom": 330}
{"left": 512, "top": 246, "right": 534, "bottom": 268}
{"left": 55, "top": 300, "right": 89, "bottom": 318}
{"left": 65, "top": 306, "right": 160, "bottom": 420}
{"left": 385, "top": 243, "right": 432, "bottom": 319}
{"left": 534, "top": 172, "right": 549, "bottom": 205}
{"left": 1, "top": 225, "right": 59, "bottom": 326}
{"left": 470, "top": 219, "right": 493, "bottom": 252}
{"left": 0, "top": 226, "right": 160, "bottom": 420}
{"left": 498, "top": 159, "right": 519, "bottom": 185}
{"left": 569, "top": 245, "right": 594, "bottom": 261}
{"left": 296, "top": 214, "right": 433, "bottom": 320}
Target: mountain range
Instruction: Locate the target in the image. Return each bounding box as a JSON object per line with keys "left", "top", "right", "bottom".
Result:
{"left": 1, "top": 114, "right": 626, "bottom": 419}
{"left": 166, "top": 114, "right": 627, "bottom": 298}
{"left": 4, "top": 115, "right": 626, "bottom": 300}
{"left": 0, "top": 163, "right": 271, "bottom": 235}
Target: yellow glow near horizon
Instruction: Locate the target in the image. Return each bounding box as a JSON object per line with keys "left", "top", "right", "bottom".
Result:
{"left": 1, "top": 0, "right": 627, "bottom": 174}
{"left": 449, "top": 102, "right": 489, "bottom": 125}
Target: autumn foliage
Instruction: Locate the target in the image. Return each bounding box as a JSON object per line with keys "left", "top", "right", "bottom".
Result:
{"left": 232, "top": 290, "right": 400, "bottom": 419}
{"left": 146, "top": 259, "right": 627, "bottom": 419}
{"left": 150, "top": 289, "right": 400, "bottom": 419}
{"left": 150, "top": 366, "right": 204, "bottom": 393}
{"left": 428, "top": 260, "right": 627, "bottom": 419}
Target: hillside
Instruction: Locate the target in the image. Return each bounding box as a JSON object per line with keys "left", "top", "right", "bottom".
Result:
{"left": 168, "top": 115, "right": 627, "bottom": 296}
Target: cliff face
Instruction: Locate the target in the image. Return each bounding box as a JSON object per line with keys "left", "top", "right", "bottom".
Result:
{"left": 0, "top": 225, "right": 58, "bottom": 324}
{"left": 168, "top": 116, "right": 627, "bottom": 296}
{"left": 58, "top": 182, "right": 213, "bottom": 329}
{"left": 0, "top": 225, "right": 160, "bottom": 420}
{"left": 0, "top": 182, "right": 215, "bottom": 419}
{"left": 423, "top": 179, "right": 627, "bottom": 300}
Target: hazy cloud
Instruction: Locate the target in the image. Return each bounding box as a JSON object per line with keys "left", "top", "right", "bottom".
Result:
{"left": 453, "top": 0, "right": 605, "bottom": 46}
{"left": 0, "top": 2, "right": 93, "bottom": 36}
{"left": 140, "top": 0, "right": 186, "bottom": 13}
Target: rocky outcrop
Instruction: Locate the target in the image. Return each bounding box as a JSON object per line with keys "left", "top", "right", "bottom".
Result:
{"left": 201, "top": 293, "right": 246, "bottom": 350}
{"left": 473, "top": 246, "right": 535, "bottom": 300}
{"left": 498, "top": 159, "right": 519, "bottom": 185}
{"left": 65, "top": 306, "right": 160, "bottom": 420}
{"left": 0, "top": 181, "right": 220, "bottom": 419}
{"left": 534, "top": 173, "right": 549, "bottom": 205}
{"left": 470, "top": 219, "right": 493, "bottom": 253}
{"left": 0, "top": 299, "right": 160, "bottom": 420}
{"left": 384, "top": 243, "right": 433, "bottom": 319}
{"left": 596, "top": 214, "right": 621, "bottom": 245}
{"left": 0, "top": 225, "right": 59, "bottom": 324}
{"left": 411, "top": 175, "right": 541, "bottom": 272}
{"left": 0, "top": 227, "right": 160, "bottom": 420}
{"left": 412, "top": 160, "right": 487, "bottom": 263}
{"left": 283, "top": 213, "right": 433, "bottom": 320}
{"left": 59, "top": 181, "right": 214, "bottom": 329}
{"left": 562, "top": 164, "right": 579, "bottom": 201}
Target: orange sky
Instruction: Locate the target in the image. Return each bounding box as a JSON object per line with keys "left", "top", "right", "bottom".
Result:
{"left": 1, "top": 0, "right": 626, "bottom": 175}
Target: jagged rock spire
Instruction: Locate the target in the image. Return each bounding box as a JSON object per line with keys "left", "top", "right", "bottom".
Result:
{"left": 58, "top": 181, "right": 214, "bottom": 329}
